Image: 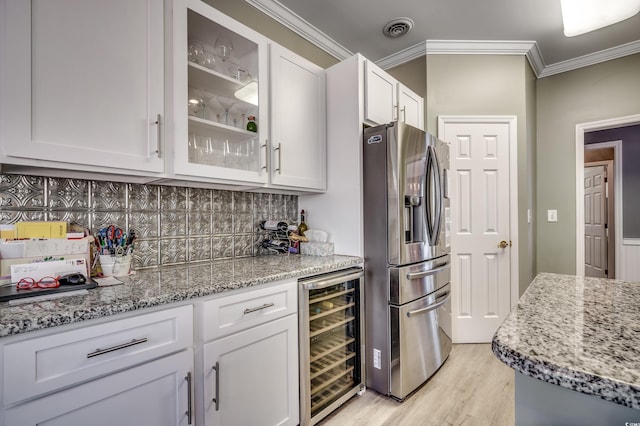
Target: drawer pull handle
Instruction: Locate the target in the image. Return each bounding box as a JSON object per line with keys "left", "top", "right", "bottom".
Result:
{"left": 243, "top": 303, "right": 275, "bottom": 315}
{"left": 185, "top": 372, "right": 193, "bottom": 424}
{"left": 212, "top": 361, "right": 220, "bottom": 411}
{"left": 86, "top": 337, "right": 148, "bottom": 358}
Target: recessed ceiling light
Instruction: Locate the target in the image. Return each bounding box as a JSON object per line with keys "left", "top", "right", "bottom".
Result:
{"left": 383, "top": 18, "right": 414, "bottom": 38}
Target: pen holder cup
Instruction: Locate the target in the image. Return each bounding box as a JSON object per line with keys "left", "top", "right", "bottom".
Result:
{"left": 99, "top": 254, "right": 132, "bottom": 277}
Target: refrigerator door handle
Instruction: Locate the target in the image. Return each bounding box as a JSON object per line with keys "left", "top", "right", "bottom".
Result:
{"left": 406, "top": 290, "right": 450, "bottom": 317}
{"left": 405, "top": 262, "right": 450, "bottom": 280}
{"left": 425, "top": 146, "right": 443, "bottom": 246}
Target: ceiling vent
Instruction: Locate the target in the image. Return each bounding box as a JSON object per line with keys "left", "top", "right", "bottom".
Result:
{"left": 382, "top": 18, "right": 414, "bottom": 38}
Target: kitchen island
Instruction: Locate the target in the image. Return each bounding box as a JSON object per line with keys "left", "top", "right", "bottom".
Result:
{"left": 0, "top": 254, "right": 362, "bottom": 337}
{"left": 492, "top": 272, "right": 640, "bottom": 425}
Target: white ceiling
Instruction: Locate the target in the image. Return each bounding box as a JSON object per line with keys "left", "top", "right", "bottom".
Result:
{"left": 247, "top": 0, "right": 640, "bottom": 76}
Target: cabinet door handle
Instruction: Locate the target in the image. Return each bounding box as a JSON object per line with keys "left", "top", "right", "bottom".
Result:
{"left": 153, "top": 113, "right": 162, "bottom": 158}
{"left": 86, "top": 337, "right": 148, "bottom": 358}
{"left": 212, "top": 362, "right": 220, "bottom": 411}
{"left": 261, "top": 141, "right": 268, "bottom": 171}
{"left": 274, "top": 143, "right": 282, "bottom": 174}
{"left": 401, "top": 106, "right": 406, "bottom": 122}
{"left": 243, "top": 302, "right": 275, "bottom": 315}
{"left": 185, "top": 372, "right": 193, "bottom": 424}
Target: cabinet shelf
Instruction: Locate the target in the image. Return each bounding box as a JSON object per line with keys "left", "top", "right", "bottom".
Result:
{"left": 188, "top": 116, "right": 257, "bottom": 143}
{"left": 188, "top": 62, "right": 257, "bottom": 106}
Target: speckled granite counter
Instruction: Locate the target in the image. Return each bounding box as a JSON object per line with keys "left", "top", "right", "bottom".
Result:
{"left": 0, "top": 254, "right": 362, "bottom": 337}
{"left": 492, "top": 272, "right": 640, "bottom": 410}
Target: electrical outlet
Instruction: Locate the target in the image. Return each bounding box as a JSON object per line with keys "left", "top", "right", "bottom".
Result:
{"left": 373, "top": 348, "right": 381, "bottom": 369}
{"left": 547, "top": 209, "right": 558, "bottom": 222}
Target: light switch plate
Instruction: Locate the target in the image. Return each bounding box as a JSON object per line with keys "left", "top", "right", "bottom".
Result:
{"left": 547, "top": 209, "right": 558, "bottom": 222}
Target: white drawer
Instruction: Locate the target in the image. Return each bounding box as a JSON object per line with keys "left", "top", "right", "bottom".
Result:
{"left": 3, "top": 304, "right": 193, "bottom": 405}
{"left": 198, "top": 280, "right": 297, "bottom": 341}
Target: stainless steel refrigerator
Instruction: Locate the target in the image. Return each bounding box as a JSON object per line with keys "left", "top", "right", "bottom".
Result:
{"left": 363, "top": 121, "right": 452, "bottom": 400}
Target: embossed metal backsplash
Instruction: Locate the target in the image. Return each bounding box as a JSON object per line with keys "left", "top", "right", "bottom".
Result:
{"left": 0, "top": 174, "right": 298, "bottom": 268}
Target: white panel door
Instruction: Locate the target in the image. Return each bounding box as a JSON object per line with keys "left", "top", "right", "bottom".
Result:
{"left": 4, "top": 350, "right": 193, "bottom": 426}
{"left": 398, "top": 83, "right": 424, "bottom": 130}
{"left": 1, "top": 0, "right": 165, "bottom": 174}
{"left": 364, "top": 61, "right": 397, "bottom": 125}
{"left": 439, "top": 118, "right": 514, "bottom": 343}
{"left": 203, "top": 314, "right": 299, "bottom": 426}
{"left": 270, "top": 43, "right": 326, "bottom": 190}
{"left": 585, "top": 165, "right": 608, "bottom": 278}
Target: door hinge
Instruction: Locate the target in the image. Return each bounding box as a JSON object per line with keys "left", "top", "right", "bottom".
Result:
{"left": 605, "top": 223, "right": 608, "bottom": 229}
{"left": 605, "top": 269, "right": 608, "bottom": 275}
{"left": 604, "top": 177, "right": 608, "bottom": 183}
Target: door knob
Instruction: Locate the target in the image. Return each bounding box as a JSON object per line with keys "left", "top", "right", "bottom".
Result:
{"left": 498, "top": 240, "right": 509, "bottom": 249}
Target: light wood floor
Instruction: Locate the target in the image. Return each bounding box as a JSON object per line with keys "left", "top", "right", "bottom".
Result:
{"left": 318, "top": 344, "right": 514, "bottom": 426}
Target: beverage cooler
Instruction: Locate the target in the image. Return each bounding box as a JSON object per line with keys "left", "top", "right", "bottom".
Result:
{"left": 298, "top": 268, "right": 365, "bottom": 425}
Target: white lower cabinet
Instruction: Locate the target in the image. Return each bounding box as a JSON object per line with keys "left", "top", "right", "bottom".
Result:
{"left": 1, "top": 305, "right": 195, "bottom": 426}
{"left": 4, "top": 349, "right": 194, "bottom": 426}
{"left": 202, "top": 315, "right": 298, "bottom": 426}
{"left": 196, "top": 280, "right": 299, "bottom": 426}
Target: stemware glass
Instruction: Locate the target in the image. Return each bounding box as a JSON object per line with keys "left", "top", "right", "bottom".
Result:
{"left": 213, "top": 36, "right": 234, "bottom": 63}
{"left": 187, "top": 40, "right": 205, "bottom": 65}
{"left": 217, "top": 96, "right": 236, "bottom": 126}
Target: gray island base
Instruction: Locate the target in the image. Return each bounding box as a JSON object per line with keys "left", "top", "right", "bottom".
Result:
{"left": 492, "top": 272, "right": 640, "bottom": 425}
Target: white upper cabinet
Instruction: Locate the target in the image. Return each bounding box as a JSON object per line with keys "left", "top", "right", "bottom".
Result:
{"left": 171, "top": 0, "right": 269, "bottom": 186}
{"left": 364, "top": 61, "right": 397, "bottom": 125}
{"left": 269, "top": 44, "right": 326, "bottom": 191}
{"left": 364, "top": 60, "right": 424, "bottom": 131}
{"left": 170, "top": 0, "right": 326, "bottom": 192}
{"left": 398, "top": 83, "right": 425, "bottom": 130}
{"left": 0, "top": 0, "right": 165, "bottom": 175}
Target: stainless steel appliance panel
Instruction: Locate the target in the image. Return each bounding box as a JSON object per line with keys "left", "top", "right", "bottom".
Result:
{"left": 299, "top": 268, "right": 365, "bottom": 426}
{"left": 363, "top": 122, "right": 449, "bottom": 267}
{"left": 389, "top": 255, "right": 450, "bottom": 305}
{"left": 389, "top": 283, "right": 452, "bottom": 400}
{"left": 363, "top": 121, "right": 451, "bottom": 400}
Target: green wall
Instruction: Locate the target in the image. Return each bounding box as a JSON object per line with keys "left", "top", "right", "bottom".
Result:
{"left": 536, "top": 53, "right": 640, "bottom": 274}
{"left": 425, "top": 55, "right": 537, "bottom": 294}
{"left": 203, "top": 0, "right": 339, "bottom": 68}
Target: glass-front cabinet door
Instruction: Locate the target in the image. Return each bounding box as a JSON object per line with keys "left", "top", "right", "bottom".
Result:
{"left": 172, "top": 0, "right": 269, "bottom": 185}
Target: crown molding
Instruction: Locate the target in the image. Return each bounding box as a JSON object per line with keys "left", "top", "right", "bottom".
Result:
{"left": 244, "top": 0, "right": 352, "bottom": 60}
{"left": 244, "top": 0, "right": 639, "bottom": 78}
{"left": 538, "top": 40, "right": 640, "bottom": 78}
{"left": 376, "top": 40, "right": 545, "bottom": 76}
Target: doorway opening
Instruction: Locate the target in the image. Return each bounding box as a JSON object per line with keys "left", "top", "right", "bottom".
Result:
{"left": 584, "top": 145, "right": 617, "bottom": 278}
{"left": 575, "top": 114, "right": 640, "bottom": 278}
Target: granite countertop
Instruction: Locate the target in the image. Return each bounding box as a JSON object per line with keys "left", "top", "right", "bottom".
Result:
{"left": 0, "top": 254, "right": 362, "bottom": 338}
{"left": 492, "top": 272, "right": 640, "bottom": 409}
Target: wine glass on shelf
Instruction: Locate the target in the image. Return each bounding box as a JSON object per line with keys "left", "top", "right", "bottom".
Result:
{"left": 217, "top": 96, "right": 236, "bottom": 127}
{"left": 187, "top": 88, "right": 206, "bottom": 119}
{"left": 187, "top": 40, "right": 205, "bottom": 65}
{"left": 213, "top": 36, "right": 234, "bottom": 64}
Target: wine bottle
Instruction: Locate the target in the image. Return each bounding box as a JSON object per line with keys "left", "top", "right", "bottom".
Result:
{"left": 298, "top": 210, "right": 308, "bottom": 236}
{"left": 246, "top": 116, "right": 257, "bottom": 132}
{"left": 260, "top": 220, "right": 288, "bottom": 232}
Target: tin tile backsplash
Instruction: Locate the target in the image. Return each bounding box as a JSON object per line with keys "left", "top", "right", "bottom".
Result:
{"left": 0, "top": 174, "right": 298, "bottom": 268}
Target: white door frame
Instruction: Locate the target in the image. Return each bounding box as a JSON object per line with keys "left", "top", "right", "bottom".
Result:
{"left": 575, "top": 114, "right": 640, "bottom": 277}
{"left": 438, "top": 115, "right": 519, "bottom": 308}
{"left": 584, "top": 144, "right": 621, "bottom": 278}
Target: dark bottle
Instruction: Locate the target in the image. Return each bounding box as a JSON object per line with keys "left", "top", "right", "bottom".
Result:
{"left": 260, "top": 220, "right": 288, "bottom": 233}
{"left": 298, "top": 210, "right": 308, "bottom": 236}
{"left": 247, "top": 116, "right": 257, "bottom": 132}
